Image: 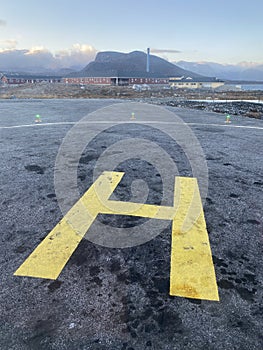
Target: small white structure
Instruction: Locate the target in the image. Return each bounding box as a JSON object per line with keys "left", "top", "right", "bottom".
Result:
{"left": 169, "top": 76, "right": 225, "bottom": 89}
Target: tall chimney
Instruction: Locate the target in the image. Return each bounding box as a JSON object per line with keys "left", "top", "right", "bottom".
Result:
{"left": 146, "top": 48, "right": 150, "bottom": 73}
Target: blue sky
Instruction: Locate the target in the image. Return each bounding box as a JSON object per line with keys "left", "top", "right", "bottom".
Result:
{"left": 0, "top": 0, "right": 262, "bottom": 69}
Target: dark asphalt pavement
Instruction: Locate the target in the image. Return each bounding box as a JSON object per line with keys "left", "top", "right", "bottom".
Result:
{"left": 0, "top": 99, "right": 262, "bottom": 350}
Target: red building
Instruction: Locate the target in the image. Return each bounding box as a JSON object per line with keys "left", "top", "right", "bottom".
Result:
{"left": 62, "top": 76, "right": 169, "bottom": 86}
{"left": 0, "top": 74, "right": 62, "bottom": 84}
{"left": 63, "top": 77, "right": 112, "bottom": 85}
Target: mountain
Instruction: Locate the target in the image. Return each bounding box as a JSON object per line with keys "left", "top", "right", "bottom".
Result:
{"left": 69, "top": 51, "right": 204, "bottom": 78}
{"left": 0, "top": 67, "right": 80, "bottom": 77}
{"left": 175, "top": 61, "right": 263, "bottom": 81}
{"left": 0, "top": 65, "right": 83, "bottom": 76}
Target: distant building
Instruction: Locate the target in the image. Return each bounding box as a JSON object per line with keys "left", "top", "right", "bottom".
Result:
{"left": 62, "top": 76, "right": 169, "bottom": 86}
{"left": 0, "top": 73, "right": 62, "bottom": 84}
{"left": 0, "top": 73, "right": 8, "bottom": 84}
{"left": 169, "top": 76, "right": 225, "bottom": 89}
{"left": 63, "top": 77, "right": 112, "bottom": 85}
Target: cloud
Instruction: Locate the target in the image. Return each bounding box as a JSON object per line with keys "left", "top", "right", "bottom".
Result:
{"left": 151, "top": 48, "right": 181, "bottom": 54}
{"left": 55, "top": 44, "right": 97, "bottom": 67}
{"left": 238, "top": 61, "right": 263, "bottom": 68}
{"left": 0, "top": 19, "right": 6, "bottom": 26}
{"left": 0, "top": 44, "right": 97, "bottom": 71}
{"left": 0, "top": 39, "right": 18, "bottom": 49}
{"left": 0, "top": 48, "right": 57, "bottom": 71}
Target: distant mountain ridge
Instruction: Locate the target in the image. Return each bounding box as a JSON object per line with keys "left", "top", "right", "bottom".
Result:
{"left": 69, "top": 51, "right": 204, "bottom": 78}
{"left": 175, "top": 61, "right": 263, "bottom": 81}
{"left": 0, "top": 67, "right": 79, "bottom": 76}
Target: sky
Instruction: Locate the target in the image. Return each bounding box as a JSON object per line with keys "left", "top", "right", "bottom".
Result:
{"left": 0, "top": 0, "right": 262, "bottom": 70}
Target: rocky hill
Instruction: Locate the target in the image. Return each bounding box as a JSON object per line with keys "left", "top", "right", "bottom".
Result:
{"left": 69, "top": 51, "right": 204, "bottom": 78}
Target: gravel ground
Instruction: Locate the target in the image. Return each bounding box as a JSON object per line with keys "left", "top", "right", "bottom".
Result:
{"left": 1, "top": 82, "right": 262, "bottom": 119}
{"left": 154, "top": 100, "right": 263, "bottom": 119}
{"left": 0, "top": 99, "right": 262, "bottom": 350}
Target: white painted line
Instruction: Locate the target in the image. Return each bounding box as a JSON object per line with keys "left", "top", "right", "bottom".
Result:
{"left": 188, "top": 123, "right": 263, "bottom": 130}
{"left": 0, "top": 122, "right": 76, "bottom": 129}
{"left": 1, "top": 121, "right": 263, "bottom": 130}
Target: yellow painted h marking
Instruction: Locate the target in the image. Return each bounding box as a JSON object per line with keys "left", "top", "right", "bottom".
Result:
{"left": 14, "top": 171, "right": 219, "bottom": 301}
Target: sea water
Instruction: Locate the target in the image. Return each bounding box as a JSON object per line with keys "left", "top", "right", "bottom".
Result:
{"left": 241, "top": 84, "right": 263, "bottom": 91}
